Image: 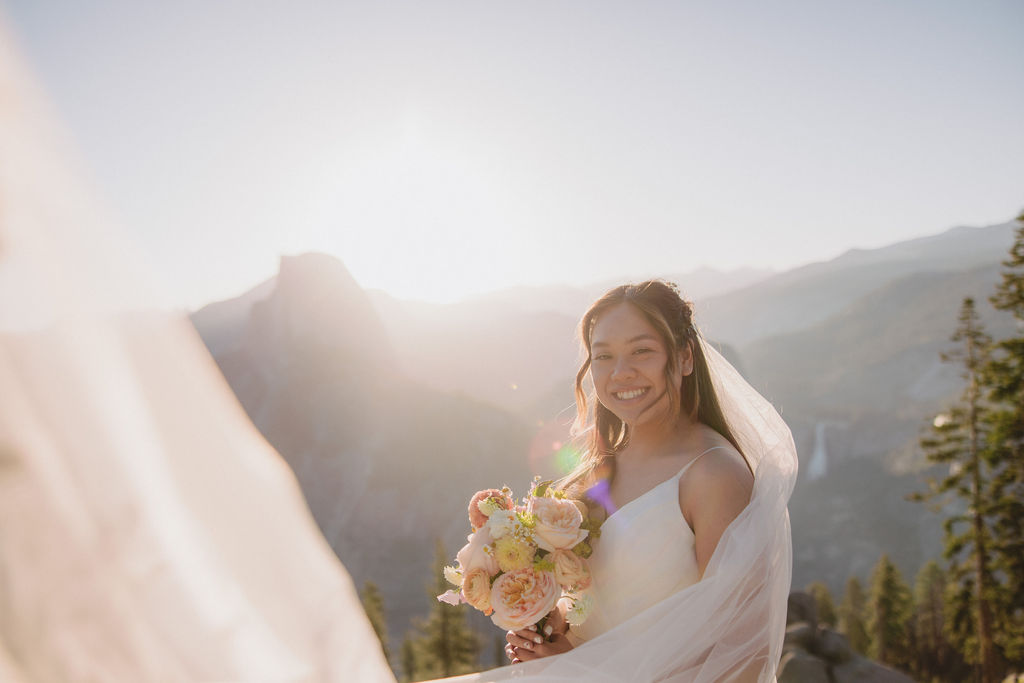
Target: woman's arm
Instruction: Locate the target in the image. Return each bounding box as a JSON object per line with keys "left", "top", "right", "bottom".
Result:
{"left": 680, "top": 449, "right": 753, "bottom": 577}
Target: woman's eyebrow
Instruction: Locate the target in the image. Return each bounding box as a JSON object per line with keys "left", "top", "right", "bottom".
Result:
{"left": 592, "top": 334, "right": 658, "bottom": 348}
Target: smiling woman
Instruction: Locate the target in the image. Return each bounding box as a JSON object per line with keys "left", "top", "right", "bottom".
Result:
{"left": 445, "top": 280, "right": 797, "bottom": 682}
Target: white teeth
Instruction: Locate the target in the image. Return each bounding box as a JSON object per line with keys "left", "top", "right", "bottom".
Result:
{"left": 615, "top": 388, "right": 647, "bottom": 400}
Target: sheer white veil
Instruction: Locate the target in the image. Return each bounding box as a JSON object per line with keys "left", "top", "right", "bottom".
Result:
{"left": 0, "top": 23, "right": 391, "bottom": 683}
{"left": 0, "top": 19, "right": 796, "bottom": 682}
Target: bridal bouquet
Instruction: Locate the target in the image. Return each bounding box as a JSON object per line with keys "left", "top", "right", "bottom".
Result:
{"left": 437, "top": 478, "right": 600, "bottom": 632}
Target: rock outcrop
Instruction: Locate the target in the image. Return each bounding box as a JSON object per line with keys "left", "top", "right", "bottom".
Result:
{"left": 778, "top": 592, "right": 914, "bottom": 683}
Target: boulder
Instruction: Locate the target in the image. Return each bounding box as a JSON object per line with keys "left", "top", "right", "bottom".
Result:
{"left": 781, "top": 591, "right": 914, "bottom": 683}
{"left": 831, "top": 658, "right": 914, "bottom": 683}
{"left": 784, "top": 622, "right": 818, "bottom": 652}
{"left": 813, "top": 628, "right": 855, "bottom": 664}
{"left": 778, "top": 649, "right": 830, "bottom": 683}
{"left": 787, "top": 591, "right": 819, "bottom": 629}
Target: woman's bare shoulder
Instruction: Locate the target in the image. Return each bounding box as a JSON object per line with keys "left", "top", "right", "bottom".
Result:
{"left": 680, "top": 442, "right": 753, "bottom": 512}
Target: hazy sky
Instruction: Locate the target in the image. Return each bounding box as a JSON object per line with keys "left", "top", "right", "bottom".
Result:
{"left": 3, "top": 0, "right": 1022, "bottom": 308}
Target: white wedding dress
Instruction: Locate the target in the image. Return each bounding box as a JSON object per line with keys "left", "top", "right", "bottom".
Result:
{"left": 0, "top": 23, "right": 797, "bottom": 683}
{"left": 567, "top": 446, "right": 726, "bottom": 645}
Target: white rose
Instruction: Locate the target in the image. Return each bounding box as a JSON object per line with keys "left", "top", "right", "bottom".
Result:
{"left": 560, "top": 592, "right": 594, "bottom": 626}
{"left": 486, "top": 509, "right": 517, "bottom": 540}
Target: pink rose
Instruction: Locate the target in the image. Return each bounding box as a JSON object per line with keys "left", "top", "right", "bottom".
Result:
{"left": 550, "top": 549, "right": 592, "bottom": 590}
{"left": 489, "top": 568, "right": 560, "bottom": 631}
{"left": 468, "top": 488, "right": 514, "bottom": 531}
{"left": 461, "top": 568, "right": 493, "bottom": 614}
{"left": 528, "top": 496, "right": 589, "bottom": 552}
{"left": 456, "top": 527, "right": 499, "bottom": 577}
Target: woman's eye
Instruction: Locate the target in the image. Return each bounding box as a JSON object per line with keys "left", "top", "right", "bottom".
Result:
{"left": 633, "top": 348, "right": 653, "bottom": 355}
{"left": 594, "top": 354, "right": 611, "bottom": 361}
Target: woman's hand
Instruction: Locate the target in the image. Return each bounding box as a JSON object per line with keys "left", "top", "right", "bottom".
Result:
{"left": 504, "top": 607, "right": 573, "bottom": 664}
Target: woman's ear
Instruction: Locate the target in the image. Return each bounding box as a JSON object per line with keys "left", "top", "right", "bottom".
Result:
{"left": 679, "top": 341, "right": 695, "bottom": 377}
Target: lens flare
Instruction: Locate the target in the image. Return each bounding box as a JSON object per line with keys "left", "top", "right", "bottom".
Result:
{"left": 554, "top": 442, "right": 583, "bottom": 475}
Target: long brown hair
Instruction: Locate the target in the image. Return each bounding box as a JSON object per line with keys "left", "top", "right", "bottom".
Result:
{"left": 558, "top": 280, "right": 741, "bottom": 492}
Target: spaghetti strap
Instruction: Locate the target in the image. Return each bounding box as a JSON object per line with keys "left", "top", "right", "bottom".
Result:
{"left": 672, "top": 445, "right": 729, "bottom": 481}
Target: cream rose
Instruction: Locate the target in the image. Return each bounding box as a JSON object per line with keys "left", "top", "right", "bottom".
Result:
{"left": 489, "top": 568, "right": 561, "bottom": 631}
{"left": 528, "top": 496, "right": 589, "bottom": 552}
{"left": 461, "top": 568, "right": 493, "bottom": 613}
{"left": 550, "top": 549, "right": 592, "bottom": 590}
{"left": 456, "top": 526, "right": 499, "bottom": 577}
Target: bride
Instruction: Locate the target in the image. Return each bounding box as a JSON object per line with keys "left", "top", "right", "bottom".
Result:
{"left": 0, "top": 25, "right": 796, "bottom": 682}
{"left": 506, "top": 281, "right": 758, "bottom": 660}
{"left": 480, "top": 281, "right": 796, "bottom": 682}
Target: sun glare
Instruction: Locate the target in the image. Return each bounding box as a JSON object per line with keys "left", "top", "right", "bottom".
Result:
{"left": 315, "top": 112, "right": 526, "bottom": 303}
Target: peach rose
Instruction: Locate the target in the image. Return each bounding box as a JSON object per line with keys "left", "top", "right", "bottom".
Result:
{"left": 528, "top": 496, "right": 589, "bottom": 552}
{"left": 461, "top": 568, "right": 493, "bottom": 613}
{"left": 468, "top": 488, "right": 514, "bottom": 530}
{"left": 456, "top": 526, "right": 499, "bottom": 577}
{"left": 489, "top": 568, "right": 561, "bottom": 631}
{"left": 550, "top": 549, "right": 592, "bottom": 590}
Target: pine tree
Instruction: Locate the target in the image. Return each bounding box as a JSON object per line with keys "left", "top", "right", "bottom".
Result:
{"left": 806, "top": 581, "right": 837, "bottom": 628}
{"left": 866, "top": 554, "right": 913, "bottom": 671}
{"left": 839, "top": 576, "right": 870, "bottom": 655}
{"left": 911, "top": 297, "right": 1002, "bottom": 682}
{"left": 359, "top": 580, "right": 392, "bottom": 665}
{"left": 911, "top": 561, "right": 962, "bottom": 682}
{"left": 983, "top": 208, "right": 1024, "bottom": 669}
{"left": 399, "top": 635, "right": 417, "bottom": 683}
{"left": 492, "top": 634, "right": 507, "bottom": 669}
{"left": 407, "top": 540, "right": 480, "bottom": 680}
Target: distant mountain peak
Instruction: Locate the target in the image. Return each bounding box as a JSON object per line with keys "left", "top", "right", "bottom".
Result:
{"left": 276, "top": 252, "right": 364, "bottom": 297}
{"left": 265, "top": 252, "right": 392, "bottom": 359}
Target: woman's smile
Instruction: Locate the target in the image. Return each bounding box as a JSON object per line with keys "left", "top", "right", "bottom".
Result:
{"left": 612, "top": 387, "right": 650, "bottom": 401}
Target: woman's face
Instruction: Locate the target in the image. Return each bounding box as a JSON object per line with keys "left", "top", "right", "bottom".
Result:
{"left": 589, "top": 302, "right": 689, "bottom": 428}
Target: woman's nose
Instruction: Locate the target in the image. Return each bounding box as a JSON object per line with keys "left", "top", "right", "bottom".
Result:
{"left": 611, "top": 357, "right": 635, "bottom": 380}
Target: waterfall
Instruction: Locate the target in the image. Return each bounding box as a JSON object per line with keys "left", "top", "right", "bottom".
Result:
{"left": 807, "top": 422, "right": 828, "bottom": 481}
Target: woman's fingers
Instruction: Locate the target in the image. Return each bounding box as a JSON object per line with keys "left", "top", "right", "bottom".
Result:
{"left": 505, "top": 623, "right": 568, "bottom": 663}
{"left": 506, "top": 628, "right": 543, "bottom": 651}
{"left": 516, "top": 627, "right": 544, "bottom": 645}
{"left": 514, "top": 646, "right": 539, "bottom": 661}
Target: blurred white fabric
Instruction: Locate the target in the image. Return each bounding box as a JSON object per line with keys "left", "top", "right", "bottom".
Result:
{"left": 0, "top": 14, "right": 796, "bottom": 682}
{"left": 0, "top": 20, "right": 392, "bottom": 683}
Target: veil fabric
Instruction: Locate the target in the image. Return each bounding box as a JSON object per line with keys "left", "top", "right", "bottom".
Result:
{"left": 0, "top": 20, "right": 796, "bottom": 683}
{"left": 0, "top": 25, "right": 391, "bottom": 683}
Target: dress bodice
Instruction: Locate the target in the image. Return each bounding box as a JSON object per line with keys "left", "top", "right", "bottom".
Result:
{"left": 568, "top": 447, "right": 726, "bottom": 644}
